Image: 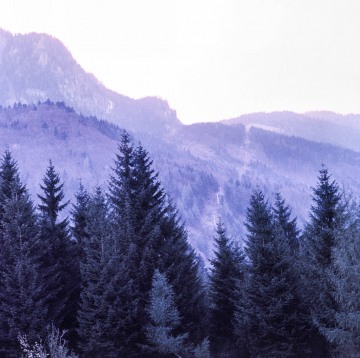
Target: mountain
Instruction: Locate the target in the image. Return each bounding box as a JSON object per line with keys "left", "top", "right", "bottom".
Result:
{"left": 3, "top": 102, "right": 360, "bottom": 261}
{"left": 223, "top": 111, "right": 360, "bottom": 152}
{"left": 0, "top": 29, "right": 181, "bottom": 135}
{"left": 1, "top": 29, "right": 360, "bottom": 261}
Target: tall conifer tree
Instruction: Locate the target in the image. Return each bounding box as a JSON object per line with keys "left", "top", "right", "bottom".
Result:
{"left": 77, "top": 186, "right": 137, "bottom": 356}
{"left": 322, "top": 200, "right": 360, "bottom": 356}
{"left": 0, "top": 152, "right": 47, "bottom": 357}
{"left": 273, "top": 192, "right": 300, "bottom": 253}
{"left": 71, "top": 181, "right": 90, "bottom": 255}
{"left": 209, "top": 219, "right": 244, "bottom": 356}
{"left": 301, "top": 166, "right": 346, "bottom": 355}
{"left": 158, "top": 201, "right": 208, "bottom": 344}
{"left": 0, "top": 150, "right": 25, "bottom": 222}
{"left": 107, "top": 131, "right": 207, "bottom": 353}
{"left": 38, "top": 161, "right": 77, "bottom": 337}
{"left": 235, "top": 189, "right": 308, "bottom": 357}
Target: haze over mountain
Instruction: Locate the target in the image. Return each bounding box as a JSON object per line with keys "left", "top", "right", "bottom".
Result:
{"left": 1, "top": 29, "right": 360, "bottom": 259}
{"left": 0, "top": 29, "right": 180, "bottom": 135}
{"left": 224, "top": 111, "right": 360, "bottom": 152}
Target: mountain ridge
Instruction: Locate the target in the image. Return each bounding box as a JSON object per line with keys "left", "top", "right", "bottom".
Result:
{"left": 2, "top": 102, "right": 360, "bottom": 260}
{"left": 0, "top": 29, "right": 181, "bottom": 135}
{"left": 223, "top": 111, "right": 360, "bottom": 152}
{"left": 2, "top": 29, "right": 360, "bottom": 259}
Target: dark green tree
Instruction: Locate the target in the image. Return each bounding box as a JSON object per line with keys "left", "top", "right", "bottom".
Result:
{"left": 321, "top": 200, "right": 360, "bottom": 357}
{"left": 0, "top": 149, "right": 25, "bottom": 229}
{"left": 37, "top": 161, "right": 77, "bottom": 338}
{"left": 273, "top": 192, "right": 300, "bottom": 254}
{"left": 38, "top": 160, "right": 70, "bottom": 226}
{"left": 107, "top": 132, "right": 144, "bottom": 353}
{"left": 301, "top": 166, "right": 347, "bottom": 355}
{"left": 209, "top": 219, "right": 245, "bottom": 356}
{"left": 71, "top": 181, "right": 90, "bottom": 254}
{"left": 77, "top": 186, "right": 133, "bottom": 356}
{"left": 158, "top": 201, "right": 208, "bottom": 345}
{"left": 107, "top": 132, "right": 207, "bottom": 353}
{"left": 235, "top": 189, "right": 308, "bottom": 357}
{"left": 108, "top": 131, "right": 135, "bottom": 223}
{"left": 0, "top": 150, "right": 23, "bottom": 298}
{"left": 304, "top": 166, "right": 345, "bottom": 266}
{"left": 0, "top": 157, "right": 47, "bottom": 357}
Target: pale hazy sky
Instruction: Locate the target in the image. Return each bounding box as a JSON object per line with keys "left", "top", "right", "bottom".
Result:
{"left": 1, "top": 0, "right": 360, "bottom": 124}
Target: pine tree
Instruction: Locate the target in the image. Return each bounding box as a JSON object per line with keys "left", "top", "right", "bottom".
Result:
{"left": 77, "top": 186, "right": 138, "bottom": 356}
{"left": 321, "top": 200, "right": 360, "bottom": 357}
{"left": 132, "top": 144, "right": 165, "bottom": 295}
{"left": 77, "top": 186, "right": 108, "bottom": 353}
{"left": 38, "top": 160, "right": 70, "bottom": 226}
{"left": 144, "top": 270, "right": 188, "bottom": 356}
{"left": 273, "top": 192, "right": 300, "bottom": 254}
{"left": 107, "top": 132, "right": 207, "bottom": 353}
{"left": 0, "top": 150, "right": 26, "bottom": 270}
{"left": 304, "top": 166, "right": 345, "bottom": 266}
{"left": 235, "top": 189, "right": 308, "bottom": 357}
{"left": 71, "top": 181, "right": 90, "bottom": 255}
{"left": 108, "top": 131, "right": 135, "bottom": 224}
{"left": 157, "top": 200, "right": 208, "bottom": 345}
{"left": 0, "top": 156, "right": 47, "bottom": 357}
{"left": 37, "top": 161, "right": 77, "bottom": 338}
{"left": 209, "top": 219, "right": 245, "bottom": 355}
{"left": 301, "top": 166, "right": 346, "bottom": 355}
{"left": 107, "top": 132, "right": 144, "bottom": 352}
{"left": 0, "top": 149, "right": 25, "bottom": 226}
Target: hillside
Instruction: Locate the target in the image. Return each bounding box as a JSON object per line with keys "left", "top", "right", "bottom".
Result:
{"left": 0, "top": 29, "right": 181, "bottom": 135}
{"left": 223, "top": 111, "right": 360, "bottom": 152}
{"left": 2, "top": 29, "right": 360, "bottom": 260}
{"left": 2, "top": 103, "right": 360, "bottom": 261}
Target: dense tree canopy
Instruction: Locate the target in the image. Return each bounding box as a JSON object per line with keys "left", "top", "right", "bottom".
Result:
{"left": 1, "top": 138, "right": 360, "bottom": 358}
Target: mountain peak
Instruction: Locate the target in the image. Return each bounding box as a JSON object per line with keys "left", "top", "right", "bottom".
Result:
{"left": 0, "top": 29, "right": 182, "bottom": 135}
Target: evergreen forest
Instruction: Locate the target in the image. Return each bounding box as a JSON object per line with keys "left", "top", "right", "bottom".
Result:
{"left": 0, "top": 131, "right": 359, "bottom": 358}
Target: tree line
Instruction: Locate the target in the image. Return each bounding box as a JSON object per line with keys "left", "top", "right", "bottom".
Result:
{"left": 0, "top": 131, "right": 359, "bottom": 357}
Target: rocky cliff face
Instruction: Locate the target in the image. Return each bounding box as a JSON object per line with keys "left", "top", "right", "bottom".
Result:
{"left": 0, "top": 29, "right": 181, "bottom": 135}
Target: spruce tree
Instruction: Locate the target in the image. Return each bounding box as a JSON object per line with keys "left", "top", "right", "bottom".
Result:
{"left": 107, "top": 132, "right": 144, "bottom": 352}
{"left": 37, "top": 161, "right": 77, "bottom": 337}
{"left": 71, "top": 181, "right": 90, "bottom": 255}
{"left": 144, "top": 270, "right": 188, "bottom": 356}
{"left": 301, "top": 166, "right": 346, "bottom": 355}
{"left": 0, "top": 150, "right": 22, "bottom": 294}
{"left": 107, "top": 131, "right": 207, "bottom": 353}
{"left": 321, "top": 200, "right": 360, "bottom": 357}
{"left": 304, "top": 166, "right": 345, "bottom": 266}
{"left": 235, "top": 189, "right": 308, "bottom": 357}
{"left": 0, "top": 149, "right": 25, "bottom": 224}
{"left": 38, "top": 160, "right": 70, "bottom": 226}
{"left": 209, "top": 219, "right": 245, "bottom": 355}
{"left": 77, "top": 186, "right": 136, "bottom": 356}
{"left": 273, "top": 192, "right": 300, "bottom": 254}
{"left": 158, "top": 201, "right": 208, "bottom": 345}
{"left": 0, "top": 155, "right": 47, "bottom": 357}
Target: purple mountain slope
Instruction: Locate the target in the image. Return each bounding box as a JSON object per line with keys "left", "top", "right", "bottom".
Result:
{"left": 2, "top": 30, "right": 360, "bottom": 259}
{"left": 0, "top": 29, "right": 181, "bottom": 136}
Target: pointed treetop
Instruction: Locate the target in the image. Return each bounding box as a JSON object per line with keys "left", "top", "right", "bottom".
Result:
{"left": 38, "top": 160, "right": 69, "bottom": 224}
{"left": 0, "top": 149, "right": 25, "bottom": 201}
{"left": 310, "top": 165, "right": 343, "bottom": 230}
{"left": 273, "top": 192, "right": 300, "bottom": 250}
{"left": 245, "top": 188, "right": 273, "bottom": 236}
